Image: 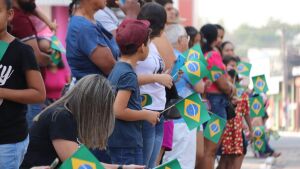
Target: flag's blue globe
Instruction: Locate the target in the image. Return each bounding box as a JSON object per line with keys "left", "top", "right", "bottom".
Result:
{"left": 187, "top": 62, "right": 199, "bottom": 72}
{"left": 78, "top": 164, "right": 93, "bottom": 169}
{"left": 214, "top": 73, "right": 221, "bottom": 80}
{"left": 254, "top": 130, "right": 262, "bottom": 137}
{"left": 211, "top": 124, "right": 219, "bottom": 133}
{"left": 253, "top": 103, "right": 261, "bottom": 110}
{"left": 189, "top": 53, "right": 199, "bottom": 60}
{"left": 237, "top": 65, "right": 244, "bottom": 71}
{"left": 256, "top": 140, "right": 262, "bottom": 145}
{"left": 186, "top": 104, "right": 199, "bottom": 116}
{"left": 257, "top": 81, "right": 264, "bottom": 87}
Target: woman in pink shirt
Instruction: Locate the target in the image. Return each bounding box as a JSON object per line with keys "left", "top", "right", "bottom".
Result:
{"left": 44, "top": 60, "right": 70, "bottom": 105}
{"left": 199, "top": 24, "right": 235, "bottom": 169}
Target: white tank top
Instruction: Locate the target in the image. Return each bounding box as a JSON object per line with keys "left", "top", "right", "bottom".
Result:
{"left": 135, "top": 42, "right": 166, "bottom": 111}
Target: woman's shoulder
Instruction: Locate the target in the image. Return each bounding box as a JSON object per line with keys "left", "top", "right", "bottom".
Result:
{"left": 39, "top": 105, "right": 73, "bottom": 122}
{"left": 69, "top": 16, "right": 97, "bottom": 32}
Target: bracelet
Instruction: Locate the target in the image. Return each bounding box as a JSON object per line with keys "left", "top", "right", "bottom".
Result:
{"left": 117, "top": 165, "right": 123, "bottom": 169}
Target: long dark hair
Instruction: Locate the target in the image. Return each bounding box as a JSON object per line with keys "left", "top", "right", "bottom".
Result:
{"left": 185, "top": 26, "right": 199, "bottom": 48}
{"left": 200, "top": 24, "right": 218, "bottom": 54}
{"left": 137, "top": 2, "right": 167, "bottom": 39}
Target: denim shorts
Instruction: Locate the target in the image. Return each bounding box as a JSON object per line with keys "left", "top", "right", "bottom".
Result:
{"left": 142, "top": 117, "right": 164, "bottom": 168}
{"left": 206, "top": 93, "right": 229, "bottom": 119}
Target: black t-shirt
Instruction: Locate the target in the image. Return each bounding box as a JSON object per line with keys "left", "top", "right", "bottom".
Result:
{"left": 21, "top": 105, "right": 78, "bottom": 168}
{"left": 0, "top": 39, "right": 39, "bottom": 144}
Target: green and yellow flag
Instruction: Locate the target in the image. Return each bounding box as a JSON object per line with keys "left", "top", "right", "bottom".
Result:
{"left": 59, "top": 145, "right": 105, "bottom": 169}
{"left": 253, "top": 126, "right": 265, "bottom": 139}
{"left": 0, "top": 41, "right": 9, "bottom": 61}
{"left": 208, "top": 66, "right": 224, "bottom": 82}
{"left": 175, "top": 93, "right": 210, "bottom": 130}
{"left": 235, "top": 83, "right": 245, "bottom": 98}
{"left": 154, "top": 159, "right": 182, "bottom": 169}
{"left": 183, "top": 44, "right": 207, "bottom": 66}
{"left": 254, "top": 138, "right": 266, "bottom": 152}
{"left": 51, "top": 50, "right": 62, "bottom": 65}
{"left": 252, "top": 75, "right": 268, "bottom": 93}
{"left": 180, "top": 60, "right": 208, "bottom": 85}
{"left": 204, "top": 113, "right": 226, "bottom": 144}
{"left": 141, "top": 94, "right": 152, "bottom": 107}
{"left": 252, "top": 126, "right": 267, "bottom": 152}
{"left": 51, "top": 35, "right": 66, "bottom": 53}
{"left": 250, "top": 96, "right": 265, "bottom": 118}
{"left": 237, "top": 61, "right": 252, "bottom": 76}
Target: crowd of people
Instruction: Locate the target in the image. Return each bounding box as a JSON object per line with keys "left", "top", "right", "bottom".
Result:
{"left": 0, "top": 0, "right": 280, "bottom": 169}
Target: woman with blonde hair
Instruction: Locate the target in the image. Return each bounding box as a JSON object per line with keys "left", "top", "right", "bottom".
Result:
{"left": 21, "top": 75, "right": 144, "bottom": 169}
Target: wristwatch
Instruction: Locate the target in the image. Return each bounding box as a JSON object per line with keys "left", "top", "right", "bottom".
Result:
{"left": 117, "top": 165, "right": 123, "bottom": 169}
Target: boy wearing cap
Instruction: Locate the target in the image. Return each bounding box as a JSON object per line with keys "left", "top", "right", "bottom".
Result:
{"left": 107, "top": 19, "right": 160, "bottom": 165}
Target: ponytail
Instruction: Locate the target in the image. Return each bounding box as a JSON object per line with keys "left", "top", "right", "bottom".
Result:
{"left": 69, "top": 0, "right": 79, "bottom": 16}
{"left": 199, "top": 24, "right": 218, "bottom": 54}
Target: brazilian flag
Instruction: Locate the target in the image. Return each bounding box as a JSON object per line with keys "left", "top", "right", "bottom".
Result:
{"left": 155, "top": 159, "right": 182, "bottom": 169}
{"left": 253, "top": 138, "right": 266, "bottom": 152}
{"left": 171, "top": 53, "right": 186, "bottom": 81}
{"left": 253, "top": 126, "right": 265, "bottom": 139}
{"left": 204, "top": 113, "right": 226, "bottom": 144}
{"left": 249, "top": 96, "right": 265, "bottom": 118}
{"left": 235, "top": 83, "right": 245, "bottom": 98}
{"left": 237, "top": 61, "right": 252, "bottom": 76}
{"left": 59, "top": 145, "right": 105, "bottom": 169}
{"left": 183, "top": 44, "right": 207, "bottom": 66}
{"left": 51, "top": 50, "right": 62, "bottom": 65}
{"left": 175, "top": 93, "right": 210, "bottom": 130}
{"left": 180, "top": 60, "right": 208, "bottom": 85}
{"left": 208, "top": 66, "right": 224, "bottom": 82}
{"left": 252, "top": 74, "right": 269, "bottom": 93}
{"left": 51, "top": 35, "right": 66, "bottom": 53}
{"left": 0, "top": 40, "right": 9, "bottom": 61}
{"left": 141, "top": 94, "right": 152, "bottom": 107}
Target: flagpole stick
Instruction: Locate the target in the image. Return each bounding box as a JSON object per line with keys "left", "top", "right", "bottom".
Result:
{"left": 159, "top": 96, "right": 186, "bottom": 117}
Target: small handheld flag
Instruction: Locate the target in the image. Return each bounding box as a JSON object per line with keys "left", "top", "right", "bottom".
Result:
{"left": 141, "top": 94, "right": 152, "bottom": 107}
{"left": 51, "top": 50, "right": 62, "bottom": 65}
{"left": 175, "top": 93, "right": 210, "bottom": 130}
{"left": 253, "top": 138, "right": 266, "bottom": 152}
{"left": 208, "top": 66, "right": 224, "bottom": 82}
{"left": 252, "top": 75, "right": 268, "bottom": 93}
{"left": 252, "top": 126, "right": 267, "bottom": 152}
{"left": 253, "top": 126, "right": 265, "bottom": 139}
{"left": 235, "top": 83, "right": 245, "bottom": 98}
{"left": 183, "top": 44, "right": 207, "bottom": 66}
{"left": 249, "top": 96, "right": 265, "bottom": 118}
{"left": 171, "top": 54, "right": 186, "bottom": 81}
{"left": 237, "top": 61, "right": 252, "bottom": 76}
{"left": 0, "top": 41, "right": 9, "bottom": 62}
{"left": 204, "top": 113, "right": 226, "bottom": 144}
{"left": 51, "top": 35, "right": 66, "bottom": 53}
{"left": 59, "top": 145, "right": 105, "bottom": 169}
{"left": 154, "top": 159, "right": 182, "bottom": 169}
{"left": 180, "top": 60, "right": 208, "bottom": 85}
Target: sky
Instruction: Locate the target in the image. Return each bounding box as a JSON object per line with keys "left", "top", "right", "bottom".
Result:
{"left": 192, "top": 0, "right": 300, "bottom": 32}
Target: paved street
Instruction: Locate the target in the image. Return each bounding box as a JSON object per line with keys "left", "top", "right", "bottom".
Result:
{"left": 242, "top": 132, "right": 300, "bottom": 169}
